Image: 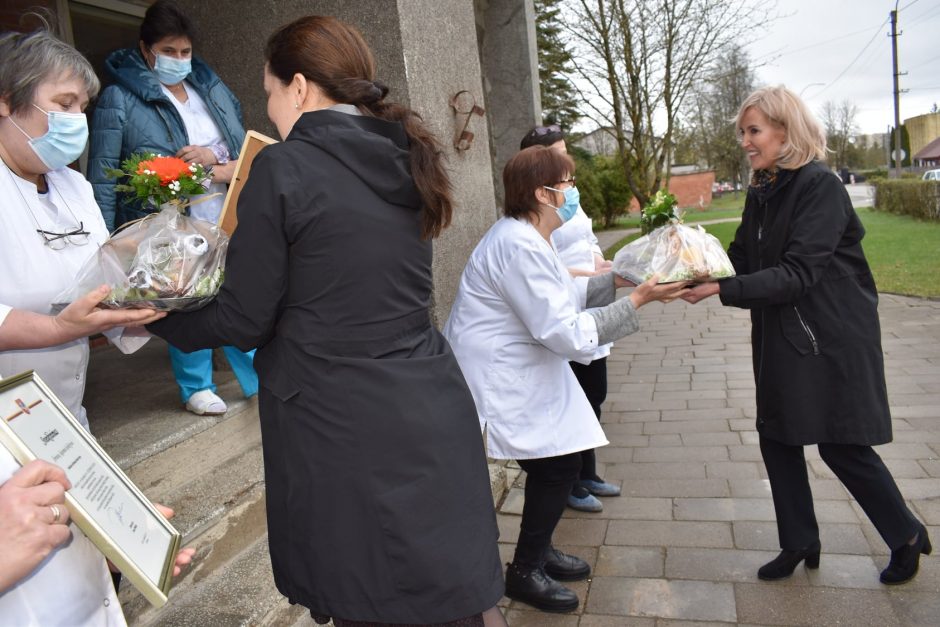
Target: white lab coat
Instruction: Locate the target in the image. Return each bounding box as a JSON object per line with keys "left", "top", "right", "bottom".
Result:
{"left": 0, "top": 164, "right": 132, "bottom": 626}
{"left": 550, "top": 205, "right": 611, "bottom": 360}
{"left": 444, "top": 217, "right": 608, "bottom": 460}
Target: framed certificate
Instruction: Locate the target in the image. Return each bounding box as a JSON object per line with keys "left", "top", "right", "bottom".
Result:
{"left": 217, "top": 130, "right": 279, "bottom": 235}
{"left": 0, "top": 371, "right": 181, "bottom": 608}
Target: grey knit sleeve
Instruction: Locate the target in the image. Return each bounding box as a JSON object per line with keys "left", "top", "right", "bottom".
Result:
{"left": 588, "top": 296, "right": 640, "bottom": 345}
{"left": 586, "top": 272, "right": 617, "bottom": 308}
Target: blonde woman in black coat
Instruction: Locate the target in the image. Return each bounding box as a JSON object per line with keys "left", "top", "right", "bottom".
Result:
{"left": 683, "top": 85, "right": 930, "bottom": 585}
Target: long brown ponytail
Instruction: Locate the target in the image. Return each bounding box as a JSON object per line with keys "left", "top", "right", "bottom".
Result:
{"left": 264, "top": 16, "right": 453, "bottom": 239}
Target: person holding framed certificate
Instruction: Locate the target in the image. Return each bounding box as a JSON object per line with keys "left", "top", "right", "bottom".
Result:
{"left": 0, "top": 24, "right": 190, "bottom": 624}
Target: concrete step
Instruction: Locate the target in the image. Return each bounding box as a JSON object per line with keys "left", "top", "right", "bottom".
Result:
{"left": 85, "top": 340, "right": 280, "bottom": 624}
{"left": 85, "top": 338, "right": 508, "bottom": 625}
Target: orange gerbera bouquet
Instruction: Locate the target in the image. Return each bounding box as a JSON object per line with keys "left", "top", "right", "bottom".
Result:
{"left": 106, "top": 153, "right": 211, "bottom": 209}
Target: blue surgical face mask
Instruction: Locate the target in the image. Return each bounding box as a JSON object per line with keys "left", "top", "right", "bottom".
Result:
{"left": 152, "top": 51, "right": 192, "bottom": 85}
{"left": 8, "top": 104, "right": 89, "bottom": 171}
{"left": 544, "top": 185, "right": 580, "bottom": 223}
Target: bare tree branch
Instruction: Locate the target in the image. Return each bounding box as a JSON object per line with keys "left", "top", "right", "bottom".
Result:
{"left": 563, "top": 0, "right": 779, "bottom": 206}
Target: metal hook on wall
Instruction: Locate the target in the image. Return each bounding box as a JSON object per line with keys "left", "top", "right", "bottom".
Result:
{"left": 449, "top": 90, "right": 485, "bottom": 152}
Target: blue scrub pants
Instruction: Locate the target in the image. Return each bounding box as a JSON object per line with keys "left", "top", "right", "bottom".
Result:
{"left": 168, "top": 344, "right": 258, "bottom": 402}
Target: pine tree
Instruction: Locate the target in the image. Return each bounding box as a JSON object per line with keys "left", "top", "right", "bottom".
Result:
{"left": 534, "top": 0, "right": 580, "bottom": 130}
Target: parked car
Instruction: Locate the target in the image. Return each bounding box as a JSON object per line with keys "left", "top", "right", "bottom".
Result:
{"left": 923, "top": 169, "right": 940, "bottom": 181}
{"left": 839, "top": 168, "right": 866, "bottom": 184}
{"left": 712, "top": 181, "right": 733, "bottom": 194}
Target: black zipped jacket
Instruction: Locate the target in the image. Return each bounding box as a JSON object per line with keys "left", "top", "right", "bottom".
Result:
{"left": 718, "top": 160, "right": 891, "bottom": 445}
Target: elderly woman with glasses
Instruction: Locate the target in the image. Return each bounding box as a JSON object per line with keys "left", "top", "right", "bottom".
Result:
{"left": 0, "top": 26, "right": 191, "bottom": 625}
{"left": 444, "top": 146, "right": 689, "bottom": 613}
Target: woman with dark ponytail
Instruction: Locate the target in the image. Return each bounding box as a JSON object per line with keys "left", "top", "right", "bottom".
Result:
{"left": 148, "top": 15, "right": 506, "bottom": 627}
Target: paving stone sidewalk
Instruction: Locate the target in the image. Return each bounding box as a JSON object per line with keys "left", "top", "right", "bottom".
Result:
{"left": 497, "top": 293, "right": 940, "bottom": 626}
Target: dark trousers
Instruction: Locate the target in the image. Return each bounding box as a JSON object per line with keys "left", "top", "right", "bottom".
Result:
{"left": 569, "top": 357, "right": 608, "bottom": 481}
{"left": 760, "top": 436, "right": 920, "bottom": 551}
{"left": 513, "top": 452, "right": 582, "bottom": 567}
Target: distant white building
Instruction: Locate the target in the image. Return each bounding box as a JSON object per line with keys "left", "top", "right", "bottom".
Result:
{"left": 572, "top": 127, "right": 622, "bottom": 156}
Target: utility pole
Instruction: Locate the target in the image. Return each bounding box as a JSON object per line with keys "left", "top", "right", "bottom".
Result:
{"left": 890, "top": 6, "right": 902, "bottom": 178}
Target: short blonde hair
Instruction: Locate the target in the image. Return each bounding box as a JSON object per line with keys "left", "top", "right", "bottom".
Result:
{"left": 735, "top": 85, "right": 826, "bottom": 170}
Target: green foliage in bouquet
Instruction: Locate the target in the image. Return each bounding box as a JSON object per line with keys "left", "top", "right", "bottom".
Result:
{"left": 640, "top": 189, "right": 679, "bottom": 235}
{"left": 105, "top": 153, "right": 211, "bottom": 208}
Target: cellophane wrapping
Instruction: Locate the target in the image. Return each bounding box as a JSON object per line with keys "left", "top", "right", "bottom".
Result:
{"left": 54, "top": 206, "right": 228, "bottom": 312}
{"left": 612, "top": 223, "right": 735, "bottom": 284}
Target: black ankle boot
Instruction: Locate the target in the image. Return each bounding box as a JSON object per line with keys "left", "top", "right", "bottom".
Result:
{"left": 757, "top": 540, "right": 821, "bottom": 581}
{"left": 543, "top": 546, "right": 591, "bottom": 581}
{"left": 504, "top": 562, "right": 579, "bottom": 613}
{"left": 880, "top": 525, "right": 933, "bottom": 585}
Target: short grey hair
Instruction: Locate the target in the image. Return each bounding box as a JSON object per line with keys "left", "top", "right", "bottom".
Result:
{"left": 0, "top": 29, "right": 100, "bottom": 114}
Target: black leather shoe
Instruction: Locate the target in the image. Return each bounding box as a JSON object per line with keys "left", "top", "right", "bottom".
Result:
{"left": 881, "top": 524, "right": 932, "bottom": 585}
{"left": 505, "top": 562, "right": 579, "bottom": 613}
{"left": 757, "top": 540, "right": 821, "bottom": 581}
{"left": 543, "top": 546, "right": 591, "bottom": 581}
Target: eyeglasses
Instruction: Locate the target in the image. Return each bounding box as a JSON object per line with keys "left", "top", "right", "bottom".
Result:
{"left": 533, "top": 124, "right": 562, "bottom": 136}
{"left": 36, "top": 223, "right": 90, "bottom": 250}
{"left": 2, "top": 164, "right": 92, "bottom": 250}
{"left": 555, "top": 176, "right": 577, "bottom": 186}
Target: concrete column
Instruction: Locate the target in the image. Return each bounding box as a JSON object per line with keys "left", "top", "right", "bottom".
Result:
{"left": 475, "top": 0, "right": 542, "bottom": 208}
{"left": 396, "top": 0, "right": 496, "bottom": 325}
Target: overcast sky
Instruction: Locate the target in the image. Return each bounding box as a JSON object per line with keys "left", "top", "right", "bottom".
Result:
{"left": 745, "top": 0, "right": 939, "bottom": 136}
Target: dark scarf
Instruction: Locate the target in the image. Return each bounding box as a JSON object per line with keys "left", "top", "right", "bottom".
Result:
{"left": 749, "top": 167, "right": 795, "bottom": 204}
{"left": 749, "top": 167, "right": 779, "bottom": 196}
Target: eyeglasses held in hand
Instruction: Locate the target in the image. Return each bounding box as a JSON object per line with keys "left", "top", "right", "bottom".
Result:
{"left": 36, "top": 222, "right": 90, "bottom": 250}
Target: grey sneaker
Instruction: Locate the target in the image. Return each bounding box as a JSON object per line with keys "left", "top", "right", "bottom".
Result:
{"left": 567, "top": 491, "right": 602, "bottom": 512}
{"left": 580, "top": 478, "right": 622, "bottom": 497}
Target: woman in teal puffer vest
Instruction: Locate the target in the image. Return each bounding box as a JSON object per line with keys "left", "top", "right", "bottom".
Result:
{"left": 88, "top": 11, "right": 244, "bottom": 230}
{"left": 88, "top": 0, "right": 256, "bottom": 417}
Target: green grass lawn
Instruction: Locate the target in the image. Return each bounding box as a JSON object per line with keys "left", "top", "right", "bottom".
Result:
{"left": 603, "top": 207, "right": 940, "bottom": 299}
{"left": 856, "top": 207, "right": 940, "bottom": 299}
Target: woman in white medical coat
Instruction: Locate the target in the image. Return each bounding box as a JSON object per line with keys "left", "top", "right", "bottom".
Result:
{"left": 520, "top": 124, "right": 618, "bottom": 514}
{"left": 0, "top": 27, "right": 190, "bottom": 625}
{"left": 444, "top": 146, "right": 689, "bottom": 614}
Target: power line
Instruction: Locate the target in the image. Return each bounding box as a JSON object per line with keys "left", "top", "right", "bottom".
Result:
{"left": 909, "top": 52, "right": 940, "bottom": 71}
{"left": 905, "top": 1, "right": 940, "bottom": 23}
{"left": 751, "top": 21, "right": 889, "bottom": 64}
{"left": 899, "top": 0, "right": 922, "bottom": 11}
{"left": 814, "top": 16, "right": 890, "bottom": 98}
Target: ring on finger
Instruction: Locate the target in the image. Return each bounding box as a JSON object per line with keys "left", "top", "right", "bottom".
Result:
{"left": 50, "top": 504, "right": 61, "bottom": 524}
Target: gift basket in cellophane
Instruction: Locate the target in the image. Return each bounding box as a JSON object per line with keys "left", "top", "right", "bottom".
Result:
{"left": 612, "top": 190, "right": 736, "bottom": 284}
{"left": 55, "top": 205, "right": 228, "bottom": 312}
{"left": 53, "top": 154, "right": 228, "bottom": 312}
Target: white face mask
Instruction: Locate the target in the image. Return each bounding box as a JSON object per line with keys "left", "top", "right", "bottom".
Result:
{"left": 8, "top": 104, "right": 89, "bottom": 171}
{"left": 543, "top": 185, "right": 580, "bottom": 223}
{"left": 152, "top": 50, "right": 192, "bottom": 85}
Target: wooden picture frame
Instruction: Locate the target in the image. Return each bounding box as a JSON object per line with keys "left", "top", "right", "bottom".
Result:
{"left": 0, "top": 371, "right": 181, "bottom": 608}
{"left": 217, "top": 130, "right": 279, "bottom": 235}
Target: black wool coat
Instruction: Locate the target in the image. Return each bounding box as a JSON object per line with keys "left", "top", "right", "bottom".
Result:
{"left": 148, "top": 110, "right": 503, "bottom": 622}
{"left": 718, "top": 161, "right": 892, "bottom": 446}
